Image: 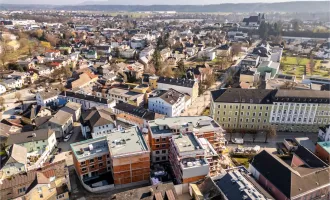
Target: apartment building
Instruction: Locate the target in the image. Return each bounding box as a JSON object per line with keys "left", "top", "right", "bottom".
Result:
{"left": 147, "top": 116, "right": 226, "bottom": 163}
{"left": 59, "top": 91, "right": 116, "bottom": 110}
{"left": 71, "top": 136, "right": 111, "bottom": 181}
{"left": 270, "top": 90, "right": 330, "bottom": 132}
{"left": 169, "top": 133, "right": 209, "bottom": 184}
{"left": 71, "top": 126, "right": 150, "bottom": 187}
{"left": 148, "top": 89, "right": 185, "bottom": 117}
{"left": 197, "top": 138, "right": 220, "bottom": 177}
{"left": 108, "top": 88, "right": 145, "bottom": 107}
{"left": 249, "top": 147, "right": 330, "bottom": 200}
{"left": 211, "top": 88, "right": 275, "bottom": 131}
{"left": 149, "top": 76, "right": 199, "bottom": 102}
{"left": 211, "top": 88, "right": 330, "bottom": 133}
{"left": 36, "top": 89, "right": 60, "bottom": 106}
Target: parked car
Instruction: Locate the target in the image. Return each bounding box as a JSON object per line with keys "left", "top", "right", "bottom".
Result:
{"left": 231, "top": 138, "right": 244, "bottom": 144}
{"left": 10, "top": 115, "right": 16, "bottom": 119}
{"left": 64, "top": 134, "right": 72, "bottom": 142}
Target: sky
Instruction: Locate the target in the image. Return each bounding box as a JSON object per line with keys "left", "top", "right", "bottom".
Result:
{"left": 0, "top": 0, "right": 325, "bottom": 5}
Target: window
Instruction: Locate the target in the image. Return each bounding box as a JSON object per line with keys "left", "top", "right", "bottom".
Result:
{"left": 218, "top": 105, "right": 220, "bottom": 108}
{"left": 259, "top": 113, "right": 262, "bottom": 117}
{"left": 162, "top": 156, "right": 166, "bottom": 160}
{"left": 258, "top": 119, "right": 261, "bottom": 123}
{"left": 222, "top": 118, "right": 226, "bottom": 121}
{"left": 252, "top": 119, "right": 255, "bottom": 123}
{"left": 242, "top": 106, "right": 245, "bottom": 109}
{"left": 156, "top": 145, "right": 160, "bottom": 148}
{"left": 57, "top": 194, "right": 65, "bottom": 199}
{"left": 99, "top": 163, "right": 103, "bottom": 167}
{"left": 266, "top": 107, "right": 269, "bottom": 110}
{"left": 18, "top": 187, "right": 26, "bottom": 193}
{"left": 156, "top": 150, "right": 160, "bottom": 154}
{"left": 248, "top": 106, "right": 250, "bottom": 109}
{"left": 236, "top": 106, "right": 238, "bottom": 109}
{"left": 230, "top": 105, "right": 232, "bottom": 109}
{"left": 265, "top": 113, "right": 268, "bottom": 117}
{"left": 107, "top": 154, "right": 110, "bottom": 158}
{"left": 228, "top": 118, "right": 231, "bottom": 122}
{"left": 224, "top": 105, "right": 226, "bottom": 109}
{"left": 80, "top": 161, "right": 86, "bottom": 166}
{"left": 161, "top": 144, "right": 166, "bottom": 148}
{"left": 253, "top": 113, "right": 256, "bottom": 117}
{"left": 82, "top": 167, "right": 87, "bottom": 172}
{"left": 162, "top": 150, "right": 166, "bottom": 153}
{"left": 162, "top": 138, "right": 166, "bottom": 142}
{"left": 156, "top": 139, "right": 160, "bottom": 142}
{"left": 246, "top": 119, "right": 249, "bottom": 122}
{"left": 155, "top": 157, "right": 160, "bottom": 161}
{"left": 254, "top": 106, "right": 256, "bottom": 110}
{"left": 235, "top": 112, "right": 238, "bottom": 116}
{"left": 90, "top": 159, "right": 94, "bottom": 163}
{"left": 241, "top": 112, "right": 244, "bottom": 116}
{"left": 98, "top": 156, "right": 102, "bottom": 161}
{"left": 90, "top": 165, "right": 95, "bottom": 169}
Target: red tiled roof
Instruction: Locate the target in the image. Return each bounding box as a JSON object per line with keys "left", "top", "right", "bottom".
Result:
{"left": 42, "top": 169, "right": 55, "bottom": 178}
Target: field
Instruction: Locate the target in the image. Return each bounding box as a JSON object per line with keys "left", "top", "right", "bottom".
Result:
{"left": 232, "top": 157, "right": 249, "bottom": 168}
{"left": 281, "top": 56, "right": 330, "bottom": 79}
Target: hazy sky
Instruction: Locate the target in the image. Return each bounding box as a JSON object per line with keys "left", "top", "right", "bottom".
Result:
{"left": 1, "top": 0, "right": 325, "bottom": 5}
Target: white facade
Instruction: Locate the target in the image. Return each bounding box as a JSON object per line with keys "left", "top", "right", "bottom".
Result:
{"left": 3, "top": 79, "right": 22, "bottom": 89}
{"left": 120, "top": 49, "right": 136, "bottom": 59}
{"left": 36, "top": 93, "right": 59, "bottom": 106}
{"left": 130, "top": 39, "right": 146, "bottom": 49}
{"left": 60, "top": 95, "right": 115, "bottom": 110}
{"left": 156, "top": 82, "right": 197, "bottom": 101}
{"left": 148, "top": 96, "right": 185, "bottom": 117}
{"left": 0, "top": 84, "right": 6, "bottom": 94}
{"left": 91, "top": 123, "right": 116, "bottom": 139}
{"left": 319, "top": 126, "right": 330, "bottom": 142}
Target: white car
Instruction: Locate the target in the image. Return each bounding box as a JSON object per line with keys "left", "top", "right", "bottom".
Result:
{"left": 231, "top": 138, "right": 244, "bottom": 144}
{"left": 64, "top": 134, "right": 72, "bottom": 142}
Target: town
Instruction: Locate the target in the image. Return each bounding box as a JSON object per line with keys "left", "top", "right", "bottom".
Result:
{"left": 0, "top": 3, "right": 329, "bottom": 200}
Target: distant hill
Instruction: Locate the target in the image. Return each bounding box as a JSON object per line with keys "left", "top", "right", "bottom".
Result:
{"left": 1, "top": 1, "right": 330, "bottom": 13}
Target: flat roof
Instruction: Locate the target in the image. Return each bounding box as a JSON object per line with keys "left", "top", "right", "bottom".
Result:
{"left": 148, "top": 116, "right": 222, "bottom": 135}
{"left": 107, "top": 126, "right": 149, "bottom": 157}
{"left": 317, "top": 142, "right": 330, "bottom": 153}
{"left": 172, "top": 133, "right": 201, "bottom": 153}
{"left": 71, "top": 136, "right": 108, "bottom": 161}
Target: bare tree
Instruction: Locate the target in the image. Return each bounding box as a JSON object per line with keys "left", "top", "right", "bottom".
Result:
{"left": 15, "top": 92, "right": 21, "bottom": 101}
{"left": 0, "top": 97, "right": 4, "bottom": 108}
{"left": 265, "top": 125, "right": 277, "bottom": 143}
{"left": 45, "top": 34, "right": 59, "bottom": 47}
{"left": 309, "top": 54, "right": 316, "bottom": 75}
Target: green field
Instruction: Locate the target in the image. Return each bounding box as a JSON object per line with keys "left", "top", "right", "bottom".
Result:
{"left": 232, "top": 157, "right": 249, "bottom": 168}
{"left": 281, "top": 56, "right": 329, "bottom": 79}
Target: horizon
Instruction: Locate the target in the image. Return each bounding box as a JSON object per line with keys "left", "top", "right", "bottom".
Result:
{"left": 0, "top": 0, "right": 328, "bottom": 6}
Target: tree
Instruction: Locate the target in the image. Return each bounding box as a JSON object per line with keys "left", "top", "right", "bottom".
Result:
{"left": 8, "top": 63, "right": 24, "bottom": 72}
{"left": 176, "top": 59, "right": 185, "bottom": 77}
{"left": 15, "top": 92, "right": 21, "bottom": 101}
{"left": 40, "top": 41, "right": 51, "bottom": 49}
{"left": 0, "top": 97, "right": 4, "bottom": 108}
{"left": 259, "top": 21, "right": 269, "bottom": 39}
{"left": 227, "top": 129, "right": 234, "bottom": 142}
{"left": 265, "top": 125, "right": 277, "bottom": 143}
{"left": 45, "top": 34, "right": 59, "bottom": 47}
{"left": 309, "top": 54, "right": 316, "bottom": 75}
{"left": 152, "top": 50, "right": 162, "bottom": 72}
{"left": 114, "top": 47, "right": 120, "bottom": 58}
{"left": 291, "top": 19, "right": 301, "bottom": 32}
{"left": 231, "top": 43, "right": 241, "bottom": 58}
{"left": 252, "top": 131, "right": 259, "bottom": 143}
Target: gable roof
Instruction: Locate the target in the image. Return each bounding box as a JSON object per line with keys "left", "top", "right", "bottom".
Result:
{"left": 114, "top": 102, "right": 163, "bottom": 121}
{"left": 83, "top": 107, "right": 115, "bottom": 128}
{"left": 49, "top": 110, "right": 73, "bottom": 126}
{"left": 251, "top": 148, "right": 330, "bottom": 198}
{"left": 6, "top": 129, "right": 55, "bottom": 146}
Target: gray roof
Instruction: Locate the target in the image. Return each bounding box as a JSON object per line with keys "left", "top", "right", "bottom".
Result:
{"left": 83, "top": 107, "right": 115, "bottom": 128}
{"left": 5, "top": 144, "right": 27, "bottom": 165}
{"left": 49, "top": 110, "right": 73, "bottom": 126}
{"left": 275, "top": 90, "right": 330, "bottom": 103}
{"left": 63, "top": 101, "right": 81, "bottom": 111}
{"left": 38, "top": 89, "right": 60, "bottom": 99}
{"left": 149, "top": 89, "right": 184, "bottom": 105}
{"left": 157, "top": 76, "right": 196, "bottom": 88}
{"left": 107, "top": 126, "right": 149, "bottom": 157}
{"left": 6, "top": 129, "right": 55, "bottom": 146}
{"left": 211, "top": 88, "right": 275, "bottom": 104}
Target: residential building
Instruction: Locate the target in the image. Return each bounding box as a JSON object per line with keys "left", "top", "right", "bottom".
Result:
{"left": 48, "top": 110, "right": 73, "bottom": 138}
{"left": 147, "top": 116, "right": 226, "bottom": 163}
{"left": 197, "top": 47, "right": 216, "bottom": 61}
{"left": 197, "top": 138, "right": 220, "bottom": 177}
{"left": 0, "top": 160, "right": 70, "bottom": 200}
{"left": 270, "top": 90, "right": 330, "bottom": 132}
{"left": 152, "top": 76, "right": 199, "bottom": 102}
{"left": 249, "top": 147, "right": 330, "bottom": 200}
{"left": 71, "top": 136, "right": 111, "bottom": 182}
{"left": 315, "top": 142, "right": 330, "bottom": 164}
{"left": 21, "top": 104, "right": 52, "bottom": 125}
{"left": 60, "top": 101, "right": 82, "bottom": 122}
{"left": 70, "top": 72, "right": 98, "bottom": 90}
{"left": 211, "top": 166, "right": 274, "bottom": 200}
{"left": 120, "top": 49, "right": 136, "bottom": 59}
{"left": 256, "top": 61, "right": 280, "bottom": 78}
{"left": 6, "top": 129, "right": 57, "bottom": 170}
{"left": 148, "top": 89, "right": 185, "bottom": 117}
{"left": 2, "top": 78, "right": 22, "bottom": 89}
{"left": 319, "top": 125, "right": 330, "bottom": 142}
{"left": 0, "top": 84, "right": 6, "bottom": 94}
{"left": 59, "top": 91, "right": 116, "bottom": 110}
{"left": 82, "top": 107, "right": 116, "bottom": 139}
{"left": 211, "top": 88, "right": 275, "bottom": 131}
{"left": 241, "top": 54, "right": 260, "bottom": 68}
{"left": 36, "top": 89, "right": 60, "bottom": 107}
{"left": 113, "top": 102, "right": 164, "bottom": 128}
{"left": 85, "top": 50, "right": 97, "bottom": 59}
{"left": 113, "top": 182, "right": 178, "bottom": 200}
{"left": 169, "top": 133, "right": 209, "bottom": 184}
{"left": 71, "top": 126, "right": 150, "bottom": 187}
{"left": 107, "top": 87, "right": 145, "bottom": 106}
{"left": 0, "top": 144, "right": 27, "bottom": 179}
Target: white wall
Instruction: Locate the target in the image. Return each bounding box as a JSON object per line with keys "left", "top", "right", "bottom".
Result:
{"left": 92, "top": 123, "right": 116, "bottom": 139}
